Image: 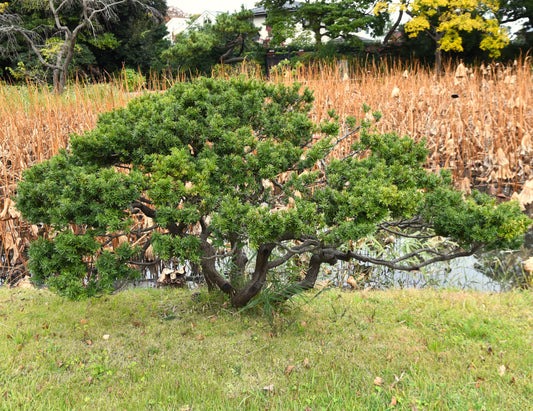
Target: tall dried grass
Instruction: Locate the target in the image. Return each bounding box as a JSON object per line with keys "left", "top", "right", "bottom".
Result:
{"left": 1, "top": 60, "right": 532, "bottom": 277}
{"left": 269, "top": 58, "right": 533, "bottom": 196}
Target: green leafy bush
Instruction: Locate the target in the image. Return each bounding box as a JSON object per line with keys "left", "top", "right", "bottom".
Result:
{"left": 16, "top": 77, "right": 531, "bottom": 304}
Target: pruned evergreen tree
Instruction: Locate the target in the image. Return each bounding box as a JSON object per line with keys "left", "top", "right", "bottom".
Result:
{"left": 16, "top": 77, "right": 531, "bottom": 305}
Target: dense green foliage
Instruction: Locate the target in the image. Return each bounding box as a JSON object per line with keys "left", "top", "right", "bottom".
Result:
{"left": 0, "top": 0, "right": 167, "bottom": 88}
{"left": 162, "top": 8, "right": 260, "bottom": 74}
{"left": 259, "top": 0, "right": 387, "bottom": 47}
{"left": 16, "top": 77, "right": 531, "bottom": 304}
{"left": 85, "top": 0, "right": 169, "bottom": 75}
{"left": 497, "top": 0, "right": 533, "bottom": 49}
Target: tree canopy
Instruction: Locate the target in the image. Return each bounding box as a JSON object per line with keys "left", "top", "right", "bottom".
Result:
{"left": 84, "top": 0, "right": 169, "bottom": 75}
{"left": 375, "top": 0, "right": 509, "bottom": 72}
{"left": 0, "top": 0, "right": 164, "bottom": 91}
{"left": 16, "top": 77, "right": 531, "bottom": 305}
{"left": 497, "top": 0, "right": 533, "bottom": 27}
{"left": 260, "top": 0, "right": 387, "bottom": 47}
{"left": 162, "top": 8, "right": 259, "bottom": 74}
{"left": 497, "top": 0, "right": 533, "bottom": 46}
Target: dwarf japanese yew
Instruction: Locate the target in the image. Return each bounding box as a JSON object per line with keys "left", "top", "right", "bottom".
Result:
{"left": 16, "top": 77, "right": 530, "bottom": 305}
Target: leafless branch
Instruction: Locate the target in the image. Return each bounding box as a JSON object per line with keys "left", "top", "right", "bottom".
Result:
{"left": 332, "top": 243, "right": 482, "bottom": 271}
{"left": 377, "top": 224, "right": 435, "bottom": 239}
{"left": 325, "top": 126, "right": 361, "bottom": 158}
{"left": 268, "top": 239, "right": 321, "bottom": 269}
{"left": 377, "top": 218, "right": 435, "bottom": 239}
{"left": 202, "top": 242, "right": 240, "bottom": 261}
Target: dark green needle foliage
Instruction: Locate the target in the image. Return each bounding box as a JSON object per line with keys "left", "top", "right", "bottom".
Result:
{"left": 16, "top": 77, "right": 531, "bottom": 304}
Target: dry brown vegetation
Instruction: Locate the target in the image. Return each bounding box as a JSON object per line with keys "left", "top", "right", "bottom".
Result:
{"left": 1, "top": 60, "right": 532, "bottom": 280}
{"left": 270, "top": 59, "right": 533, "bottom": 198}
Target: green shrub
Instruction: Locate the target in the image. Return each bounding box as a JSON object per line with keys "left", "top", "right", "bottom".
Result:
{"left": 16, "top": 76, "right": 531, "bottom": 304}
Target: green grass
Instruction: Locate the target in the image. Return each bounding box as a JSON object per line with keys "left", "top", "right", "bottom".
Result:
{"left": 0, "top": 287, "right": 531, "bottom": 410}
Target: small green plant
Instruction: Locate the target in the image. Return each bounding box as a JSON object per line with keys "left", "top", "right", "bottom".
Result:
{"left": 116, "top": 68, "right": 145, "bottom": 91}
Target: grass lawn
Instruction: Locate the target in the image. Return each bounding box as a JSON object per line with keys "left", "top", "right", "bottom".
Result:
{"left": 0, "top": 287, "right": 531, "bottom": 410}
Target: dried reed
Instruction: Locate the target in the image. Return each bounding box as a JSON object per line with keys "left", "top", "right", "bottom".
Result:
{"left": 268, "top": 58, "right": 533, "bottom": 197}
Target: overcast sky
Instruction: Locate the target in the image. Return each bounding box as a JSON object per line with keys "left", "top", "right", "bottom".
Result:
{"left": 166, "top": 0, "right": 258, "bottom": 15}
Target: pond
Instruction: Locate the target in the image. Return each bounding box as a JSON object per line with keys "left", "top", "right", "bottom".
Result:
{"left": 330, "top": 230, "right": 533, "bottom": 292}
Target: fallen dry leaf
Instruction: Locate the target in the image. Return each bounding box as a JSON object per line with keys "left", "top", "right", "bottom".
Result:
{"left": 80, "top": 319, "right": 87, "bottom": 325}
{"left": 346, "top": 275, "right": 358, "bottom": 289}
{"left": 498, "top": 365, "right": 506, "bottom": 376}
{"left": 284, "top": 364, "right": 296, "bottom": 375}
{"left": 263, "top": 384, "right": 275, "bottom": 393}
{"left": 523, "top": 257, "right": 533, "bottom": 274}
{"left": 373, "top": 376, "right": 384, "bottom": 386}
{"left": 303, "top": 358, "right": 310, "bottom": 369}
{"left": 103, "top": 334, "right": 110, "bottom": 340}
{"left": 390, "top": 396, "right": 398, "bottom": 407}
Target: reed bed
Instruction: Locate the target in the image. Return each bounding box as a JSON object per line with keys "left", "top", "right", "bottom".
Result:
{"left": 1, "top": 60, "right": 532, "bottom": 278}
{"left": 269, "top": 58, "right": 533, "bottom": 197}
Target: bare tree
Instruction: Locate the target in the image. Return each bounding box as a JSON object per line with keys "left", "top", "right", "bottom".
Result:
{"left": 0, "top": 0, "right": 160, "bottom": 93}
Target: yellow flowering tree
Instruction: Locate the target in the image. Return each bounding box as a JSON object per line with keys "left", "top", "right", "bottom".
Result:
{"left": 375, "top": 0, "right": 509, "bottom": 73}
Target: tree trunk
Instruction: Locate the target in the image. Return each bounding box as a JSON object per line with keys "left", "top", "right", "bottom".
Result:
{"left": 229, "top": 239, "right": 248, "bottom": 287}
{"left": 53, "top": 32, "right": 77, "bottom": 94}
{"left": 434, "top": 32, "right": 444, "bottom": 75}
{"left": 383, "top": 10, "right": 403, "bottom": 45}
{"left": 231, "top": 243, "right": 274, "bottom": 308}
{"left": 313, "top": 29, "right": 322, "bottom": 49}
{"left": 52, "top": 68, "right": 61, "bottom": 93}
{"left": 200, "top": 239, "right": 235, "bottom": 294}
{"left": 435, "top": 47, "right": 442, "bottom": 75}
{"left": 272, "top": 250, "right": 337, "bottom": 302}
